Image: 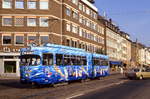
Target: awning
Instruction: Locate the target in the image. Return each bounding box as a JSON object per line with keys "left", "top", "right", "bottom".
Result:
{"left": 109, "top": 61, "right": 122, "bottom": 65}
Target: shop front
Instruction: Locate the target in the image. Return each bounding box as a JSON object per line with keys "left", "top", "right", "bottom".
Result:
{"left": 0, "top": 53, "right": 20, "bottom": 77}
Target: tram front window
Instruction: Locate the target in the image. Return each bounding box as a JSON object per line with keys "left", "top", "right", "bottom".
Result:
{"left": 20, "top": 54, "right": 41, "bottom": 66}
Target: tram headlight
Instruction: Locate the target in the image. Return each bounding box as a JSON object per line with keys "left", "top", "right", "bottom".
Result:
{"left": 25, "top": 73, "right": 29, "bottom": 77}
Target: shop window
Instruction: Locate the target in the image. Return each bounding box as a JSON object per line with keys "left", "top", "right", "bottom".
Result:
{"left": 40, "top": 36, "right": 49, "bottom": 44}
{"left": 16, "top": 36, "right": 24, "bottom": 44}
{"left": 28, "top": 36, "right": 36, "bottom": 44}
{"left": 3, "top": 36, "right": 12, "bottom": 44}
{"left": 4, "top": 61, "right": 16, "bottom": 73}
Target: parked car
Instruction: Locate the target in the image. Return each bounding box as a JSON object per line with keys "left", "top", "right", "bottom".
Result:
{"left": 125, "top": 67, "right": 150, "bottom": 80}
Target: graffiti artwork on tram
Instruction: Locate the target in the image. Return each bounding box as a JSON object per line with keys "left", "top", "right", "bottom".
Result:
{"left": 53, "top": 65, "right": 68, "bottom": 81}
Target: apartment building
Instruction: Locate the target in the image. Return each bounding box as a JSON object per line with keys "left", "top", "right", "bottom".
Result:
{"left": 104, "top": 19, "right": 131, "bottom": 68}
{"left": 63, "top": 0, "right": 105, "bottom": 53}
{"left": 0, "top": 0, "right": 106, "bottom": 77}
{"left": 131, "top": 42, "right": 150, "bottom": 67}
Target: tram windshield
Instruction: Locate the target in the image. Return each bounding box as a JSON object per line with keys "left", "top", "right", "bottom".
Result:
{"left": 20, "top": 54, "right": 41, "bottom": 66}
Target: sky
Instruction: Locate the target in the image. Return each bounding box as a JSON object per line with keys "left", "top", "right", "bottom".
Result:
{"left": 95, "top": 0, "right": 150, "bottom": 46}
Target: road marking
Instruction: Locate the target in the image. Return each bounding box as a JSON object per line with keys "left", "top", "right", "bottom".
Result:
{"left": 66, "top": 93, "right": 84, "bottom": 99}
{"left": 114, "top": 80, "right": 128, "bottom": 85}
{"left": 66, "top": 80, "right": 129, "bottom": 99}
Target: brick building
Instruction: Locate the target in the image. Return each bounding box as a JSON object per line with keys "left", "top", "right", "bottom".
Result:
{"left": 0, "top": 0, "right": 106, "bottom": 77}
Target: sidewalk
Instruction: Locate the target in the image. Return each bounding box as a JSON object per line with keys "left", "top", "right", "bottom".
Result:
{"left": 0, "top": 75, "right": 19, "bottom": 80}
{"left": 110, "top": 70, "right": 121, "bottom": 75}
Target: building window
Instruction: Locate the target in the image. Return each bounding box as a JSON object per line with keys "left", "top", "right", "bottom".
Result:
{"left": 66, "top": 23, "right": 71, "bottom": 32}
{"left": 4, "top": 61, "right": 16, "bottom": 73}
{"left": 66, "top": 39, "right": 70, "bottom": 46}
{"left": 28, "top": 36, "right": 36, "bottom": 44}
{"left": 72, "top": 0, "right": 78, "bottom": 5}
{"left": 27, "top": 0, "right": 37, "bottom": 9}
{"left": 79, "top": 3, "right": 82, "bottom": 10}
{"left": 16, "top": 36, "right": 24, "bottom": 44}
{"left": 79, "top": 28, "right": 82, "bottom": 36}
{"left": 39, "top": 17, "right": 48, "bottom": 27}
{"left": 73, "top": 11, "right": 78, "bottom": 19}
{"left": 3, "top": 35, "right": 12, "bottom": 44}
{"left": 86, "top": 7, "right": 90, "bottom": 15}
{"left": 15, "top": 16, "right": 24, "bottom": 26}
{"left": 39, "top": 0, "right": 48, "bottom": 9}
{"left": 66, "top": 7, "right": 71, "bottom": 16}
{"left": 79, "top": 16, "right": 82, "bottom": 23}
{"left": 40, "top": 36, "right": 49, "bottom": 44}
{"left": 2, "top": 0, "right": 12, "bottom": 8}
{"left": 27, "top": 17, "right": 36, "bottom": 26}
{"left": 2, "top": 16, "right": 12, "bottom": 26}
{"left": 15, "top": 0, "right": 24, "bottom": 9}
{"left": 82, "top": 5, "right": 85, "bottom": 12}
{"left": 72, "top": 25, "right": 78, "bottom": 34}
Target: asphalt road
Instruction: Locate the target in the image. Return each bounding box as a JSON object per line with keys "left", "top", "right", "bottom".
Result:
{"left": 75, "top": 79, "right": 150, "bottom": 99}
{"left": 0, "top": 74, "right": 126, "bottom": 99}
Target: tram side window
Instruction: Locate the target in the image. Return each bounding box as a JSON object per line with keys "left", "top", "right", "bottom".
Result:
{"left": 81, "top": 56, "right": 87, "bottom": 65}
{"left": 64, "top": 55, "right": 71, "bottom": 66}
{"left": 43, "top": 54, "right": 53, "bottom": 66}
{"left": 56, "top": 54, "right": 63, "bottom": 65}
{"left": 101, "top": 60, "right": 109, "bottom": 66}
{"left": 76, "top": 56, "right": 81, "bottom": 65}
{"left": 93, "top": 58, "right": 100, "bottom": 65}
{"left": 71, "top": 55, "right": 77, "bottom": 65}
{"left": 64, "top": 55, "right": 85, "bottom": 66}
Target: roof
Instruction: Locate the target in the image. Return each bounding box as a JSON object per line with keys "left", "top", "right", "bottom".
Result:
{"left": 81, "top": 0, "right": 98, "bottom": 12}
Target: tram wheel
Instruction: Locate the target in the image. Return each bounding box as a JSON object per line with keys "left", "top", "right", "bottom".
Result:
{"left": 80, "top": 79, "right": 85, "bottom": 83}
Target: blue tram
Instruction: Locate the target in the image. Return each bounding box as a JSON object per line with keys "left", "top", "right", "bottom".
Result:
{"left": 20, "top": 44, "right": 109, "bottom": 85}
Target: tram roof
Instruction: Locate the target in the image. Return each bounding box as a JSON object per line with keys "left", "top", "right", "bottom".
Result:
{"left": 20, "top": 43, "right": 108, "bottom": 58}
{"left": 92, "top": 53, "right": 109, "bottom": 60}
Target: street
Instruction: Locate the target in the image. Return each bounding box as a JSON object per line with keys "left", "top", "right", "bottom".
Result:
{"left": 75, "top": 79, "right": 150, "bottom": 99}
{"left": 0, "top": 74, "right": 126, "bottom": 99}
{"left": 1, "top": 74, "right": 150, "bottom": 99}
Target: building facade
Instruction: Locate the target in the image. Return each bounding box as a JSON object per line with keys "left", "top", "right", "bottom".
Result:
{"left": 104, "top": 19, "right": 131, "bottom": 68}
{"left": 131, "top": 42, "right": 150, "bottom": 67}
{"left": 0, "top": 0, "right": 106, "bottom": 77}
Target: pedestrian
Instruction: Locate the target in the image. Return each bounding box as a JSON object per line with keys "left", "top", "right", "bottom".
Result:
{"left": 120, "top": 67, "right": 123, "bottom": 74}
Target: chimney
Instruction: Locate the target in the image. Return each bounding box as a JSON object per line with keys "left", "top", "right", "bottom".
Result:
{"left": 109, "top": 18, "right": 112, "bottom": 23}
{"left": 88, "top": 0, "right": 95, "bottom": 4}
